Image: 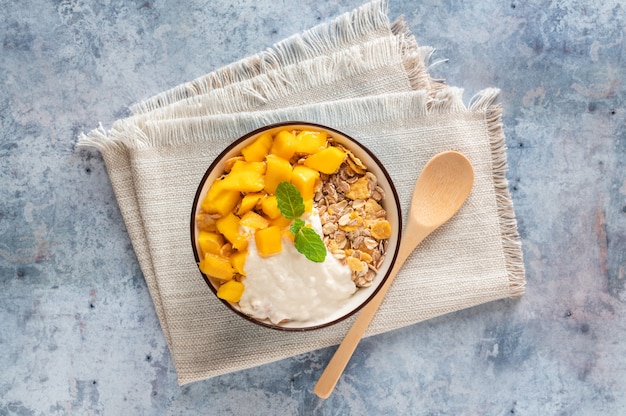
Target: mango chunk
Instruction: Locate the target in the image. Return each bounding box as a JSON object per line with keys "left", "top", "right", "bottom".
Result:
{"left": 294, "top": 130, "right": 327, "bottom": 154}
{"left": 241, "top": 132, "right": 272, "bottom": 162}
{"left": 220, "top": 161, "right": 266, "bottom": 193}
{"left": 239, "top": 210, "right": 270, "bottom": 230}
{"left": 264, "top": 154, "right": 292, "bottom": 194}
{"left": 270, "top": 130, "right": 297, "bottom": 160}
{"left": 303, "top": 199, "right": 313, "bottom": 213}
{"left": 216, "top": 212, "right": 249, "bottom": 251}
{"left": 230, "top": 250, "right": 248, "bottom": 276}
{"left": 260, "top": 195, "right": 281, "bottom": 219}
{"left": 197, "top": 231, "right": 225, "bottom": 256}
{"left": 303, "top": 146, "right": 346, "bottom": 174}
{"left": 270, "top": 215, "right": 293, "bottom": 229}
{"left": 291, "top": 165, "right": 320, "bottom": 200}
{"left": 237, "top": 192, "right": 264, "bottom": 215}
{"left": 199, "top": 252, "right": 235, "bottom": 281}
{"left": 216, "top": 280, "right": 245, "bottom": 303}
{"left": 201, "top": 179, "right": 241, "bottom": 217}
{"left": 255, "top": 226, "right": 282, "bottom": 256}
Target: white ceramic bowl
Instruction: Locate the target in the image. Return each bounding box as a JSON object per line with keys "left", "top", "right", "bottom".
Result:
{"left": 191, "top": 121, "right": 401, "bottom": 331}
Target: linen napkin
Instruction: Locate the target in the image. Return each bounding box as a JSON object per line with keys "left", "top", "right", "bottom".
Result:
{"left": 78, "top": 0, "right": 525, "bottom": 385}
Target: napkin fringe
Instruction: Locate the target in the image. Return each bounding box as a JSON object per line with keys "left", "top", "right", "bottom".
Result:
{"left": 132, "top": 91, "right": 428, "bottom": 148}
{"left": 119, "top": 36, "right": 413, "bottom": 128}
{"left": 76, "top": 124, "right": 124, "bottom": 153}
{"left": 391, "top": 16, "right": 447, "bottom": 96}
{"left": 428, "top": 87, "right": 467, "bottom": 113}
{"left": 130, "top": 0, "right": 391, "bottom": 115}
{"left": 476, "top": 89, "right": 527, "bottom": 298}
{"left": 133, "top": 89, "right": 504, "bottom": 149}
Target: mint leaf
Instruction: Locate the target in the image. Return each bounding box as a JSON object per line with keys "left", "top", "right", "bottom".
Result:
{"left": 274, "top": 181, "right": 326, "bottom": 262}
{"left": 294, "top": 227, "right": 327, "bottom": 263}
{"left": 290, "top": 218, "right": 305, "bottom": 235}
{"left": 275, "top": 182, "right": 304, "bottom": 219}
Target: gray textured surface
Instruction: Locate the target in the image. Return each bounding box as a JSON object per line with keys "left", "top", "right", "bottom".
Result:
{"left": 1, "top": 0, "right": 624, "bottom": 414}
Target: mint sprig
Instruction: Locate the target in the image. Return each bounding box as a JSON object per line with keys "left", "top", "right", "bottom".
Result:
{"left": 294, "top": 227, "right": 327, "bottom": 263}
{"left": 275, "top": 182, "right": 305, "bottom": 219}
{"left": 290, "top": 218, "right": 306, "bottom": 235}
{"left": 275, "top": 182, "right": 326, "bottom": 263}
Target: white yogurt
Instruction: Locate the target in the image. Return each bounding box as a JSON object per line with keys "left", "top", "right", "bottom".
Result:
{"left": 238, "top": 211, "right": 356, "bottom": 325}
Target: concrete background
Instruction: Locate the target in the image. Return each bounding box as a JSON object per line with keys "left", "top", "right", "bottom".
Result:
{"left": 1, "top": 0, "right": 624, "bottom": 414}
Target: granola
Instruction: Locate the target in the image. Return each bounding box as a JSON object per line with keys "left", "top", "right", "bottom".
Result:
{"left": 312, "top": 143, "right": 391, "bottom": 287}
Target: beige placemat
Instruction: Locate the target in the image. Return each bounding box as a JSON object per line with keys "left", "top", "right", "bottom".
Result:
{"left": 83, "top": 0, "right": 408, "bottom": 351}
{"left": 78, "top": 0, "right": 525, "bottom": 385}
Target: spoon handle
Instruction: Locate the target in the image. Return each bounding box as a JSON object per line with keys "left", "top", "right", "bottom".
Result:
{"left": 313, "top": 230, "right": 426, "bottom": 399}
{"left": 314, "top": 151, "right": 474, "bottom": 399}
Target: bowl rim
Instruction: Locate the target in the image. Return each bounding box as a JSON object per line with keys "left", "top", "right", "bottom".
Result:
{"left": 190, "top": 121, "right": 402, "bottom": 331}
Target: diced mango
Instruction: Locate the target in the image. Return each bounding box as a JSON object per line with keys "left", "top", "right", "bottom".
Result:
{"left": 260, "top": 195, "right": 281, "bottom": 219}
{"left": 255, "top": 226, "right": 282, "bottom": 256}
{"left": 303, "top": 199, "right": 313, "bottom": 213}
{"left": 239, "top": 210, "right": 270, "bottom": 230}
{"left": 271, "top": 215, "right": 293, "bottom": 229}
{"left": 303, "top": 146, "right": 346, "bottom": 174}
{"left": 216, "top": 212, "right": 249, "bottom": 251}
{"left": 291, "top": 165, "right": 320, "bottom": 200}
{"left": 294, "top": 130, "right": 327, "bottom": 154}
{"left": 199, "top": 252, "right": 235, "bottom": 281}
{"left": 237, "top": 192, "right": 264, "bottom": 215}
{"left": 264, "top": 154, "right": 292, "bottom": 194}
{"left": 230, "top": 250, "right": 248, "bottom": 276}
{"left": 220, "top": 161, "right": 266, "bottom": 193}
{"left": 216, "top": 280, "right": 245, "bottom": 303}
{"left": 201, "top": 179, "right": 241, "bottom": 216}
{"left": 270, "top": 130, "right": 297, "bottom": 160}
{"left": 197, "top": 231, "right": 225, "bottom": 256}
{"left": 223, "top": 156, "right": 244, "bottom": 173}
{"left": 241, "top": 132, "right": 273, "bottom": 162}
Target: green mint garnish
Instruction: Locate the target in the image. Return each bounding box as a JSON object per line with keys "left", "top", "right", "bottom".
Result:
{"left": 275, "top": 182, "right": 304, "bottom": 219}
{"left": 294, "top": 227, "right": 327, "bottom": 263}
{"left": 290, "top": 218, "right": 305, "bottom": 235}
{"left": 275, "top": 181, "right": 326, "bottom": 262}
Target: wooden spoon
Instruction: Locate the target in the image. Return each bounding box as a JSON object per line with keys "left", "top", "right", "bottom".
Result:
{"left": 314, "top": 151, "right": 474, "bottom": 399}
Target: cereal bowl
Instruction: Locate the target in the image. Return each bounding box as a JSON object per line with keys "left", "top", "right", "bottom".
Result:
{"left": 191, "top": 121, "right": 401, "bottom": 331}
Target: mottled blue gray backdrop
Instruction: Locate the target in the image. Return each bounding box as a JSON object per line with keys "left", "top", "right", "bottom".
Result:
{"left": 1, "top": 1, "right": 624, "bottom": 414}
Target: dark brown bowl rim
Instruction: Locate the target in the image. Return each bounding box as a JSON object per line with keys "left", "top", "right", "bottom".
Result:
{"left": 190, "top": 121, "right": 402, "bottom": 332}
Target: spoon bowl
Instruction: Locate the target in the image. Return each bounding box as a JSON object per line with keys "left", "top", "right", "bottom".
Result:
{"left": 398, "top": 151, "right": 475, "bottom": 265}
{"left": 313, "top": 151, "right": 474, "bottom": 398}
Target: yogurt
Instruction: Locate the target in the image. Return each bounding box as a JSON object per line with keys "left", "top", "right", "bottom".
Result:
{"left": 238, "top": 211, "right": 356, "bottom": 325}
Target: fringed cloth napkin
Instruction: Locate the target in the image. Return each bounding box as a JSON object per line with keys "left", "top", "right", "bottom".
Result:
{"left": 78, "top": 0, "right": 525, "bottom": 385}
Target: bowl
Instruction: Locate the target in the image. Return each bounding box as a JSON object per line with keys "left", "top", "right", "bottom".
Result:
{"left": 191, "top": 121, "right": 401, "bottom": 331}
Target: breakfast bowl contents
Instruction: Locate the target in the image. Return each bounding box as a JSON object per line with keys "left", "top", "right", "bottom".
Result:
{"left": 190, "top": 122, "right": 401, "bottom": 331}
